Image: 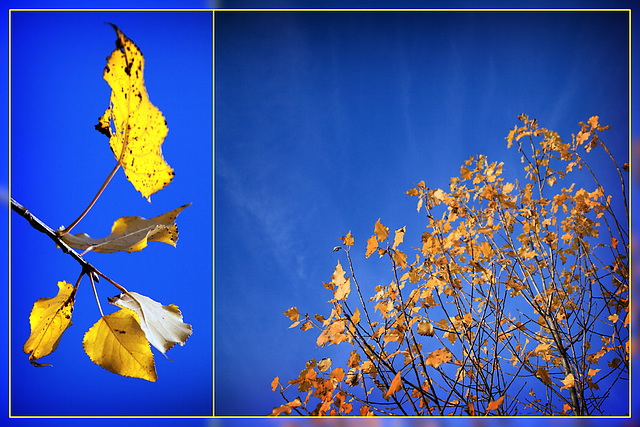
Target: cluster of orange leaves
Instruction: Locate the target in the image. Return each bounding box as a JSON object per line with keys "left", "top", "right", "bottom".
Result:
{"left": 271, "top": 115, "right": 628, "bottom": 416}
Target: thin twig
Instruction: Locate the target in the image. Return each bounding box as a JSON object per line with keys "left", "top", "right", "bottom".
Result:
{"left": 59, "top": 162, "right": 121, "bottom": 236}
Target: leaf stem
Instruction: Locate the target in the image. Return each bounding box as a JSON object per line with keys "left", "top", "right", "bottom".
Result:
{"left": 59, "top": 162, "right": 121, "bottom": 236}
{"left": 88, "top": 273, "right": 104, "bottom": 318}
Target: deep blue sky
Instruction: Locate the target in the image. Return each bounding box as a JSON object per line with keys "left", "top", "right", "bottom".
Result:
{"left": 8, "top": 10, "right": 213, "bottom": 417}
{"left": 215, "top": 9, "right": 631, "bottom": 417}
{"left": 0, "top": 2, "right": 637, "bottom": 427}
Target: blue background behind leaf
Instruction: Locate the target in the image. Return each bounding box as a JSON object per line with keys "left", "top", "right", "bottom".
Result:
{"left": 8, "top": 10, "right": 213, "bottom": 416}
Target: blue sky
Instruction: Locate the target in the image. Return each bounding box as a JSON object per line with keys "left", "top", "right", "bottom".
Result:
{"left": 215, "top": 8, "right": 631, "bottom": 417}
{"left": 0, "top": 2, "right": 637, "bottom": 427}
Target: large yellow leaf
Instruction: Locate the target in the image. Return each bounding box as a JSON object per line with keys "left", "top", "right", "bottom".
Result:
{"left": 96, "top": 24, "right": 174, "bottom": 201}
{"left": 60, "top": 203, "right": 190, "bottom": 253}
{"left": 108, "top": 291, "right": 192, "bottom": 354}
{"left": 83, "top": 308, "right": 157, "bottom": 382}
{"left": 23, "top": 281, "right": 76, "bottom": 366}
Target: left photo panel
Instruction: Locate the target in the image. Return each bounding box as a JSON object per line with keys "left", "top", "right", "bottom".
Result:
{"left": 10, "top": 10, "right": 213, "bottom": 416}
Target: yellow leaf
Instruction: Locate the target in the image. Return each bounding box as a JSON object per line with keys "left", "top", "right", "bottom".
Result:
{"left": 393, "top": 249, "right": 407, "bottom": 269}
{"left": 560, "top": 373, "right": 575, "bottom": 390}
{"left": 460, "top": 165, "right": 473, "bottom": 180}
{"left": 486, "top": 395, "right": 504, "bottom": 412}
{"left": 83, "top": 308, "right": 157, "bottom": 382}
{"left": 417, "top": 321, "right": 434, "bottom": 337}
{"left": 607, "top": 313, "right": 618, "bottom": 323}
{"left": 108, "top": 292, "right": 192, "bottom": 354}
{"left": 374, "top": 218, "right": 389, "bottom": 242}
{"left": 383, "top": 371, "right": 403, "bottom": 400}
{"left": 534, "top": 343, "right": 551, "bottom": 355}
{"left": 340, "top": 231, "right": 354, "bottom": 246}
{"left": 392, "top": 226, "right": 405, "bottom": 250}
{"left": 365, "top": 235, "right": 378, "bottom": 258}
{"left": 23, "top": 281, "right": 76, "bottom": 366}
{"left": 588, "top": 368, "right": 601, "bottom": 377}
{"left": 316, "top": 320, "right": 346, "bottom": 347}
{"left": 98, "top": 24, "right": 174, "bottom": 201}
{"left": 425, "top": 348, "right": 452, "bottom": 368}
{"left": 334, "top": 277, "right": 351, "bottom": 301}
{"left": 445, "top": 331, "right": 457, "bottom": 345}
{"left": 432, "top": 188, "right": 445, "bottom": 203}
{"left": 283, "top": 307, "right": 300, "bottom": 322}
{"left": 332, "top": 261, "right": 351, "bottom": 301}
{"left": 61, "top": 204, "right": 190, "bottom": 254}
{"left": 503, "top": 182, "right": 514, "bottom": 194}
{"left": 317, "top": 358, "right": 332, "bottom": 372}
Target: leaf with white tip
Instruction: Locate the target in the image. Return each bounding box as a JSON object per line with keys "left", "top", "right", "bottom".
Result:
{"left": 109, "top": 291, "right": 192, "bottom": 354}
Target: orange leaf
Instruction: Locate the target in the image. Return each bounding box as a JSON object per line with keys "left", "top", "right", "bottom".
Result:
{"left": 392, "top": 226, "right": 406, "bottom": 250}
{"left": 341, "top": 231, "right": 354, "bottom": 246}
{"left": 360, "top": 406, "right": 374, "bottom": 416}
{"left": 374, "top": 218, "right": 389, "bottom": 242}
{"left": 332, "top": 261, "right": 351, "bottom": 301}
{"left": 560, "top": 373, "right": 575, "bottom": 390}
{"left": 417, "top": 321, "right": 434, "bottom": 337}
{"left": 365, "top": 235, "right": 378, "bottom": 258}
{"left": 351, "top": 308, "right": 360, "bottom": 325}
{"left": 425, "top": 348, "right": 452, "bottom": 368}
{"left": 486, "top": 395, "right": 504, "bottom": 412}
{"left": 383, "top": 371, "right": 403, "bottom": 400}
{"left": 393, "top": 249, "right": 407, "bottom": 269}
{"left": 287, "top": 397, "right": 302, "bottom": 408}
{"left": 536, "top": 367, "right": 552, "bottom": 385}
{"left": 467, "top": 401, "right": 476, "bottom": 416}
{"left": 283, "top": 307, "right": 299, "bottom": 322}
{"left": 588, "top": 368, "right": 601, "bottom": 377}
{"left": 331, "top": 367, "right": 345, "bottom": 383}
{"left": 460, "top": 165, "right": 473, "bottom": 180}
{"left": 270, "top": 404, "right": 292, "bottom": 416}
{"left": 271, "top": 376, "right": 279, "bottom": 391}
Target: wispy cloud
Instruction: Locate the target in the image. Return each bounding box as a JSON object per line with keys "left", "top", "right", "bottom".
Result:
{"left": 216, "top": 157, "right": 308, "bottom": 282}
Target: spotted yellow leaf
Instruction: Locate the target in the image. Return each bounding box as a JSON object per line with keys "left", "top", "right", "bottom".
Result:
{"left": 96, "top": 24, "right": 174, "bottom": 201}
